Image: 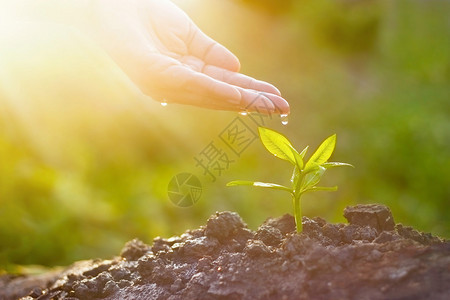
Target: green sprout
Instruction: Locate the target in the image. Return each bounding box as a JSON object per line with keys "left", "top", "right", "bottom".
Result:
{"left": 227, "top": 127, "right": 353, "bottom": 232}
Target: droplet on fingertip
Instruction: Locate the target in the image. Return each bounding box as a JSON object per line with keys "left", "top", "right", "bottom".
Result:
{"left": 239, "top": 111, "right": 248, "bottom": 116}
{"left": 161, "top": 101, "right": 168, "bottom": 107}
{"left": 280, "top": 114, "right": 289, "bottom": 125}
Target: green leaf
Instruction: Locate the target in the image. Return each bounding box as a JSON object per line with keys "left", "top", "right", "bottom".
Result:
{"left": 304, "top": 186, "right": 338, "bottom": 192}
{"left": 227, "top": 181, "right": 293, "bottom": 193}
{"left": 322, "top": 162, "right": 354, "bottom": 169}
{"left": 289, "top": 145, "right": 304, "bottom": 170}
{"left": 226, "top": 180, "right": 255, "bottom": 187}
{"left": 301, "top": 166, "right": 326, "bottom": 191}
{"left": 304, "top": 134, "right": 336, "bottom": 172}
{"left": 302, "top": 162, "right": 320, "bottom": 175}
{"left": 258, "top": 127, "right": 297, "bottom": 165}
{"left": 299, "top": 146, "right": 309, "bottom": 160}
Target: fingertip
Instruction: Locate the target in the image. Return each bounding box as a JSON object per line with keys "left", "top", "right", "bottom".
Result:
{"left": 239, "top": 90, "right": 275, "bottom": 114}
{"left": 260, "top": 93, "right": 290, "bottom": 115}
{"left": 228, "top": 52, "right": 241, "bottom": 73}
{"left": 270, "top": 85, "right": 282, "bottom": 96}
{"left": 274, "top": 97, "right": 290, "bottom": 115}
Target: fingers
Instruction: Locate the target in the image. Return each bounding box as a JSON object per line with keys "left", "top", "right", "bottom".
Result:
{"left": 187, "top": 25, "right": 240, "bottom": 72}
{"left": 179, "top": 56, "right": 281, "bottom": 96}
{"left": 202, "top": 64, "right": 281, "bottom": 96}
{"left": 199, "top": 64, "right": 289, "bottom": 114}
{"left": 153, "top": 66, "right": 290, "bottom": 114}
{"left": 140, "top": 55, "right": 289, "bottom": 114}
{"left": 254, "top": 92, "right": 290, "bottom": 115}
{"left": 151, "top": 63, "right": 242, "bottom": 107}
{"left": 237, "top": 88, "right": 275, "bottom": 113}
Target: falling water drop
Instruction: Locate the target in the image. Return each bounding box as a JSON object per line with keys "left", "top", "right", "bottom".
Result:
{"left": 161, "top": 101, "right": 168, "bottom": 107}
{"left": 239, "top": 111, "right": 248, "bottom": 116}
{"left": 280, "top": 114, "right": 289, "bottom": 125}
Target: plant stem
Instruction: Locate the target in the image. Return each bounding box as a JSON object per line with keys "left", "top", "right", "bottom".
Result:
{"left": 293, "top": 194, "right": 302, "bottom": 232}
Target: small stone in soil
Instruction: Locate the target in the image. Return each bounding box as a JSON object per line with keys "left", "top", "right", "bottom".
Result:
{"left": 244, "top": 240, "right": 272, "bottom": 257}
{"left": 120, "top": 239, "right": 151, "bottom": 261}
{"left": 103, "top": 280, "right": 120, "bottom": 296}
{"left": 344, "top": 204, "right": 395, "bottom": 232}
{"left": 205, "top": 211, "right": 247, "bottom": 242}
{"left": 255, "top": 224, "right": 283, "bottom": 247}
{"left": 262, "top": 214, "right": 296, "bottom": 235}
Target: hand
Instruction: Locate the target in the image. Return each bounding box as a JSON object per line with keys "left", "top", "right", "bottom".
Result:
{"left": 77, "top": 0, "right": 289, "bottom": 114}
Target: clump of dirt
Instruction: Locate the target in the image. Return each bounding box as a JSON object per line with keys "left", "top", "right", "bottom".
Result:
{"left": 2, "top": 204, "right": 449, "bottom": 300}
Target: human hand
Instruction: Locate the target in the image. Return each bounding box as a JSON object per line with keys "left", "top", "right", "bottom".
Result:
{"left": 77, "top": 0, "right": 289, "bottom": 114}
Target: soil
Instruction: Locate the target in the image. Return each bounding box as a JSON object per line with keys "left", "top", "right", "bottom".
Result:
{"left": 1, "top": 204, "right": 449, "bottom": 300}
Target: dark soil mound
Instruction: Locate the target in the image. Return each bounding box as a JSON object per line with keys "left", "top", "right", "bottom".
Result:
{"left": 3, "top": 204, "right": 449, "bottom": 300}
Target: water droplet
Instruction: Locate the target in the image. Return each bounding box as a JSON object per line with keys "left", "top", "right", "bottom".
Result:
{"left": 280, "top": 114, "right": 289, "bottom": 125}
{"left": 161, "top": 101, "right": 168, "bottom": 107}
{"left": 239, "top": 111, "right": 248, "bottom": 116}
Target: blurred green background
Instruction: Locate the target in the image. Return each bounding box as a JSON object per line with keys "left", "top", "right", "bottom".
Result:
{"left": 1, "top": 0, "right": 449, "bottom": 270}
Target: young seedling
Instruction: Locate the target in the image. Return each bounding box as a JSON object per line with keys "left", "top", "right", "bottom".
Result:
{"left": 227, "top": 127, "right": 353, "bottom": 232}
